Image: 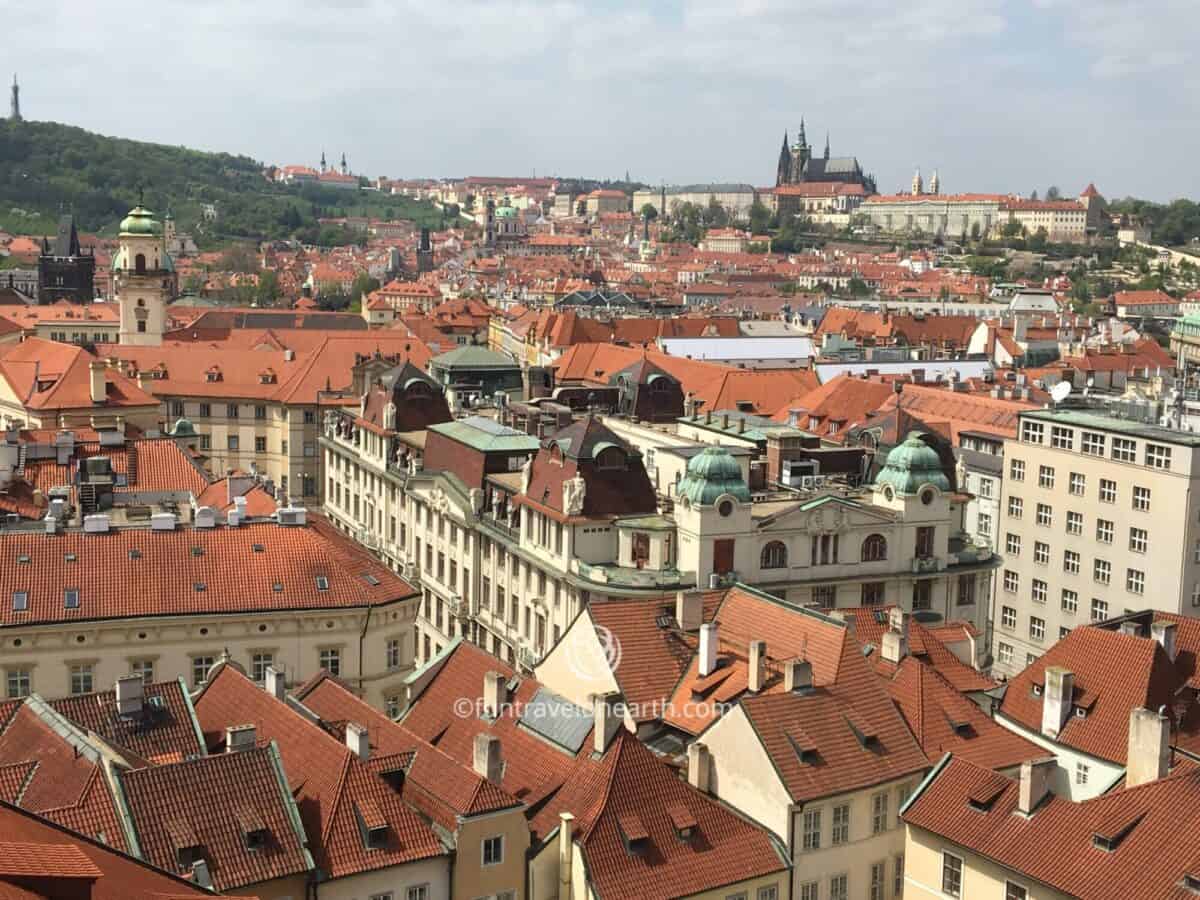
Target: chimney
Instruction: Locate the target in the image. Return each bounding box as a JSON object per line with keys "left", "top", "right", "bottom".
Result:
{"left": 1017, "top": 758, "right": 1056, "bottom": 815}
{"left": 226, "top": 723, "right": 256, "bottom": 753}
{"left": 483, "top": 670, "right": 507, "bottom": 719}
{"left": 784, "top": 659, "right": 813, "bottom": 692}
{"left": 1126, "top": 707, "right": 1171, "bottom": 787}
{"left": 592, "top": 693, "right": 616, "bottom": 755}
{"left": 558, "top": 813, "right": 575, "bottom": 896}
{"left": 675, "top": 590, "right": 703, "bottom": 633}
{"left": 345, "top": 721, "right": 370, "bottom": 760}
{"left": 89, "top": 360, "right": 106, "bottom": 404}
{"left": 115, "top": 674, "right": 145, "bottom": 716}
{"left": 686, "top": 741, "right": 711, "bottom": 793}
{"left": 1151, "top": 621, "right": 1178, "bottom": 663}
{"left": 747, "top": 640, "right": 766, "bottom": 693}
{"left": 698, "top": 623, "right": 719, "bottom": 677}
{"left": 1041, "top": 666, "right": 1074, "bottom": 740}
{"left": 190, "top": 860, "right": 212, "bottom": 890}
{"left": 265, "top": 665, "right": 286, "bottom": 700}
{"left": 473, "top": 733, "right": 503, "bottom": 783}
{"left": 881, "top": 627, "right": 907, "bottom": 664}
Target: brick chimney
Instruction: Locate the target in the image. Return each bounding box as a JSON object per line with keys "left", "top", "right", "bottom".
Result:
{"left": 687, "top": 741, "right": 710, "bottom": 793}
{"left": 1041, "top": 666, "right": 1074, "bottom": 740}
{"left": 473, "top": 733, "right": 503, "bottom": 783}
{"left": 1126, "top": 707, "right": 1170, "bottom": 787}
{"left": 1017, "top": 757, "right": 1056, "bottom": 815}
{"left": 747, "top": 640, "right": 766, "bottom": 693}
{"left": 676, "top": 589, "right": 703, "bottom": 633}
{"left": 698, "top": 623, "right": 718, "bottom": 677}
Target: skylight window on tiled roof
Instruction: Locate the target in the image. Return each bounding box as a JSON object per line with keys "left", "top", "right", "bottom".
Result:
{"left": 194, "top": 583, "right": 206, "bottom": 592}
{"left": 945, "top": 709, "right": 973, "bottom": 737}
{"left": 235, "top": 806, "right": 269, "bottom": 851}
{"left": 272, "top": 582, "right": 283, "bottom": 592}
{"left": 252, "top": 544, "right": 265, "bottom": 553}
{"left": 1183, "top": 872, "right": 1200, "bottom": 894}
{"left": 363, "top": 574, "right": 380, "bottom": 586}
{"left": 191, "top": 546, "right": 204, "bottom": 557}
{"left": 315, "top": 576, "right": 330, "bottom": 591}
{"left": 64, "top": 588, "right": 80, "bottom": 609}
{"left": 12, "top": 591, "right": 28, "bottom": 612}
{"left": 64, "top": 552, "right": 77, "bottom": 563}
{"left": 16, "top": 554, "right": 29, "bottom": 565}
{"left": 128, "top": 549, "right": 141, "bottom": 560}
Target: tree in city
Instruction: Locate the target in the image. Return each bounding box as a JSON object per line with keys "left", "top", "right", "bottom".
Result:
{"left": 1045, "top": 186, "right": 1061, "bottom": 201}
{"left": 639, "top": 203, "right": 658, "bottom": 221}
{"left": 748, "top": 199, "right": 772, "bottom": 235}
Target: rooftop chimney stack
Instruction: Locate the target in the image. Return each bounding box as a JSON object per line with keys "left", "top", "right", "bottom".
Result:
{"left": 675, "top": 589, "right": 704, "bottom": 633}
{"left": 226, "top": 723, "right": 256, "bottom": 753}
{"left": 591, "top": 692, "right": 618, "bottom": 755}
{"left": 115, "top": 674, "right": 145, "bottom": 717}
{"left": 265, "top": 666, "right": 286, "bottom": 700}
{"left": 558, "top": 813, "right": 575, "bottom": 896}
{"left": 473, "top": 733, "right": 503, "bottom": 783}
{"left": 784, "top": 659, "right": 813, "bottom": 692}
{"left": 687, "top": 741, "right": 711, "bottom": 793}
{"left": 1151, "top": 621, "right": 1178, "bottom": 663}
{"left": 345, "top": 722, "right": 370, "bottom": 761}
{"left": 1040, "top": 666, "right": 1074, "bottom": 740}
{"left": 483, "top": 670, "right": 507, "bottom": 719}
{"left": 1126, "top": 706, "right": 1171, "bottom": 787}
{"left": 881, "top": 627, "right": 908, "bottom": 664}
{"left": 1017, "top": 757, "right": 1056, "bottom": 815}
{"left": 698, "top": 623, "right": 719, "bottom": 677}
{"left": 89, "top": 360, "right": 106, "bottom": 405}
{"left": 748, "top": 639, "right": 766, "bottom": 693}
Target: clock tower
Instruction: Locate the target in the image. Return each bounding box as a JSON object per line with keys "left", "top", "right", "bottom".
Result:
{"left": 114, "top": 204, "right": 173, "bottom": 346}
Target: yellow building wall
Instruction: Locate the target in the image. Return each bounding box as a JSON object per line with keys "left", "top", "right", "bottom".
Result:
{"left": 904, "top": 823, "right": 1071, "bottom": 900}
{"left": 453, "top": 809, "right": 530, "bottom": 900}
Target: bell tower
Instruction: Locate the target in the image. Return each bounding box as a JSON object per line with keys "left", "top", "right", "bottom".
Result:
{"left": 115, "top": 203, "right": 172, "bottom": 346}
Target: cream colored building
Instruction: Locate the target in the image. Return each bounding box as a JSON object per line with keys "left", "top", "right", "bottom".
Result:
{"left": 992, "top": 408, "right": 1200, "bottom": 678}
{"left": 112, "top": 205, "right": 172, "bottom": 346}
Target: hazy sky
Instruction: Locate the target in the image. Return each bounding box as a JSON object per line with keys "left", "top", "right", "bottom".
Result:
{"left": 8, "top": 0, "right": 1197, "bottom": 201}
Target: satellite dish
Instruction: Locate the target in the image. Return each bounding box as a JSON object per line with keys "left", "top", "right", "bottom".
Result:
{"left": 1050, "top": 382, "right": 1072, "bottom": 405}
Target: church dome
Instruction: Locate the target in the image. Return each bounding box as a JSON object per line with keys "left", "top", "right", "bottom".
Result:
{"left": 874, "top": 431, "right": 950, "bottom": 496}
{"left": 677, "top": 446, "right": 751, "bottom": 506}
{"left": 119, "top": 206, "right": 161, "bottom": 236}
{"left": 168, "top": 417, "right": 197, "bottom": 438}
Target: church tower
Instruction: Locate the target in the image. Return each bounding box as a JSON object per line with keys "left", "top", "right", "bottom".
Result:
{"left": 911, "top": 168, "right": 924, "bottom": 197}
{"left": 9, "top": 74, "right": 20, "bottom": 122}
{"left": 320, "top": 150, "right": 327, "bottom": 173}
{"left": 775, "top": 131, "right": 790, "bottom": 187}
{"left": 114, "top": 204, "right": 172, "bottom": 346}
{"left": 824, "top": 132, "right": 830, "bottom": 160}
{"left": 340, "top": 152, "right": 348, "bottom": 175}
{"left": 929, "top": 169, "right": 940, "bottom": 195}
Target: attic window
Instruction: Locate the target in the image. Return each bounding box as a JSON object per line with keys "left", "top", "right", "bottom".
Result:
{"left": 315, "top": 575, "right": 330, "bottom": 592}
{"left": 354, "top": 799, "right": 388, "bottom": 850}
{"left": 16, "top": 554, "right": 29, "bottom": 565}
{"left": 845, "top": 710, "right": 879, "bottom": 749}
{"left": 236, "top": 807, "right": 270, "bottom": 851}
{"left": 64, "top": 588, "right": 80, "bottom": 609}
{"left": 64, "top": 553, "right": 77, "bottom": 563}
{"left": 205, "top": 368, "right": 222, "bottom": 383}
{"left": 191, "top": 546, "right": 204, "bottom": 557}
{"left": 666, "top": 804, "right": 697, "bottom": 840}
{"left": 194, "top": 582, "right": 207, "bottom": 592}
{"left": 616, "top": 811, "right": 649, "bottom": 854}
{"left": 1183, "top": 873, "right": 1200, "bottom": 894}
{"left": 735, "top": 401, "right": 755, "bottom": 413}
{"left": 363, "top": 574, "right": 381, "bottom": 586}
{"left": 128, "top": 549, "right": 142, "bottom": 560}
{"left": 252, "top": 544, "right": 265, "bottom": 553}
{"left": 1092, "top": 811, "right": 1145, "bottom": 852}
{"left": 788, "top": 729, "right": 819, "bottom": 765}
{"left": 12, "top": 591, "right": 28, "bottom": 612}
{"left": 966, "top": 775, "right": 1008, "bottom": 813}
{"left": 272, "top": 582, "right": 283, "bottom": 592}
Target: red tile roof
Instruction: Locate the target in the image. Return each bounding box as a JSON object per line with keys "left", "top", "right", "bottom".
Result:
{"left": 771, "top": 374, "right": 895, "bottom": 439}
{"left": 0, "top": 339, "right": 158, "bottom": 413}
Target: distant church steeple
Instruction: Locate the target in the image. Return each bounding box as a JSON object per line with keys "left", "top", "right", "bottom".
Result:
{"left": 824, "top": 132, "right": 830, "bottom": 160}
{"left": 9, "top": 73, "right": 20, "bottom": 122}
{"left": 776, "top": 131, "right": 791, "bottom": 187}
{"left": 912, "top": 168, "right": 924, "bottom": 196}
{"left": 340, "top": 152, "right": 347, "bottom": 175}
{"left": 320, "top": 150, "right": 327, "bottom": 172}
{"left": 929, "top": 169, "right": 940, "bottom": 195}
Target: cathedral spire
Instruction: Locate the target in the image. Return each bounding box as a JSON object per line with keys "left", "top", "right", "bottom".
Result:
{"left": 9, "top": 73, "right": 20, "bottom": 123}
{"left": 798, "top": 117, "right": 806, "bottom": 149}
{"left": 320, "top": 149, "right": 326, "bottom": 172}
{"left": 340, "top": 151, "right": 347, "bottom": 175}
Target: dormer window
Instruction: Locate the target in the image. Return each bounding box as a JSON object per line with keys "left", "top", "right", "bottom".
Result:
{"left": 236, "top": 808, "right": 269, "bottom": 851}
{"left": 616, "top": 812, "right": 649, "bottom": 855}
{"left": 354, "top": 800, "right": 388, "bottom": 850}
{"left": 12, "top": 591, "right": 28, "bottom": 612}
{"left": 667, "top": 804, "right": 697, "bottom": 840}
{"left": 64, "top": 588, "right": 80, "bottom": 609}
{"left": 315, "top": 575, "right": 330, "bottom": 592}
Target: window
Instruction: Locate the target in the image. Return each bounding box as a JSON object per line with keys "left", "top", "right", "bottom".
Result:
{"left": 70, "top": 664, "right": 93, "bottom": 695}
{"left": 1091, "top": 598, "right": 1108, "bottom": 622}
{"left": 872, "top": 791, "right": 889, "bottom": 834}
{"left": 303, "top": 410, "right": 317, "bottom": 425}
{"left": 482, "top": 835, "right": 503, "bottom": 866}
{"left": 1036, "top": 503, "right": 1052, "bottom": 527}
{"left": 861, "top": 533, "right": 887, "bottom": 562}
{"left": 251, "top": 652, "right": 273, "bottom": 683}
{"left": 811, "top": 533, "right": 840, "bottom": 565}
{"left": 255, "top": 405, "right": 267, "bottom": 420}
{"left": 405, "top": 887, "right": 430, "bottom": 900}
{"left": 915, "top": 526, "right": 935, "bottom": 558}
{"left": 255, "top": 436, "right": 267, "bottom": 453}
{"left": 978, "top": 477, "right": 994, "bottom": 498}
{"left": 1060, "top": 626, "right": 1072, "bottom": 639}
{"left": 192, "top": 656, "right": 215, "bottom": 687}
{"left": 131, "top": 659, "right": 154, "bottom": 683}
{"left": 1009, "top": 458, "right": 1026, "bottom": 481}
{"left": 199, "top": 434, "right": 211, "bottom": 451}
{"left": 1033, "top": 541, "right": 1049, "bottom": 565}
{"left": 757, "top": 888, "right": 779, "bottom": 900}
{"left": 942, "top": 852, "right": 963, "bottom": 897}
{"left": 12, "top": 590, "right": 27, "bottom": 611}
{"left": 1075, "top": 761, "right": 1089, "bottom": 785}
{"left": 1021, "top": 421, "right": 1044, "bottom": 444}
{"left": 1006, "top": 533, "right": 1021, "bottom": 556}
{"left": 6, "top": 669, "right": 30, "bottom": 698}
{"left": 1094, "top": 559, "right": 1111, "bottom": 585}
{"left": 386, "top": 638, "right": 401, "bottom": 670}
{"left": 1111, "top": 437, "right": 1136, "bottom": 462}
{"left": 1145, "top": 443, "right": 1172, "bottom": 469}
{"left": 1063, "top": 549, "right": 1080, "bottom": 575}
{"left": 1038, "top": 465, "right": 1055, "bottom": 489}
{"left": 1031, "top": 579, "right": 1047, "bottom": 605}
{"left": 1062, "top": 589, "right": 1078, "bottom": 614}
{"left": 1050, "top": 426, "right": 1074, "bottom": 450}
{"left": 1030, "top": 616, "right": 1045, "bottom": 642}
{"left": 802, "top": 808, "right": 821, "bottom": 850}
{"left": 956, "top": 574, "right": 976, "bottom": 607}
{"left": 1003, "top": 570, "right": 1019, "bottom": 594}
{"left": 870, "top": 862, "right": 886, "bottom": 900}
{"left": 1099, "top": 479, "right": 1116, "bottom": 504}
{"left": 760, "top": 541, "right": 787, "bottom": 569}
{"left": 1008, "top": 497, "right": 1023, "bottom": 518}
{"left": 1081, "top": 431, "right": 1105, "bottom": 456}
{"left": 1001, "top": 605, "right": 1017, "bottom": 629}
{"left": 319, "top": 648, "right": 341, "bottom": 676}
{"left": 369, "top": 893, "right": 393, "bottom": 900}
{"left": 912, "top": 580, "right": 932, "bottom": 610}
{"left": 977, "top": 512, "right": 992, "bottom": 537}
{"left": 894, "top": 855, "right": 905, "bottom": 898}
{"left": 1069, "top": 472, "right": 1085, "bottom": 496}
{"left": 169, "top": 400, "right": 185, "bottom": 417}
{"left": 829, "top": 874, "right": 847, "bottom": 900}
{"left": 198, "top": 402, "right": 211, "bottom": 418}
{"left": 1126, "top": 568, "right": 1145, "bottom": 595}
{"left": 226, "top": 403, "right": 239, "bottom": 419}
{"left": 799, "top": 884, "right": 818, "bottom": 900}
{"left": 997, "top": 642, "right": 1014, "bottom": 665}
{"left": 1066, "top": 511, "right": 1083, "bottom": 535}
{"left": 1133, "top": 486, "right": 1151, "bottom": 512}
{"left": 831, "top": 804, "right": 849, "bottom": 845}
{"left": 1129, "top": 527, "right": 1148, "bottom": 554}
{"left": 862, "top": 582, "right": 885, "bottom": 606}
{"left": 227, "top": 435, "right": 239, "bottom": 451}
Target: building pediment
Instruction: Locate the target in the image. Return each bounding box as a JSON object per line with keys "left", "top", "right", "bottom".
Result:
{"left": 755, "top": 494, "right": 894, "bottom": 533}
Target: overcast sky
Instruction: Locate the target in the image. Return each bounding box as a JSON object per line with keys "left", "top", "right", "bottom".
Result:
{"left": 8, "top": 0, "right": 1197, "bottom": 201}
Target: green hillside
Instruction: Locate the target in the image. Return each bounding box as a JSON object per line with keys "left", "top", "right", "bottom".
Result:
{"left": 0, "top": 119, "right": 452, "bottom": 245}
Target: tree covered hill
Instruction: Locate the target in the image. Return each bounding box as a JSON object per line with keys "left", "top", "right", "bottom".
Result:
{"left": 0, "top": 118, "right": 450, "bottom": 245}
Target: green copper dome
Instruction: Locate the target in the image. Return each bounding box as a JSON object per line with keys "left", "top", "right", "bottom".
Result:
{"left": 875, "top": 431, "right": 950, "bottom": 495}
{"left": 168, "top": 417, "right": 197, "bottom": 438}
{"left": 677, "top": 446, "right": 751, "bottom": 505}
{"left": 119, "top": 206, "right": 161, "bottom": 236}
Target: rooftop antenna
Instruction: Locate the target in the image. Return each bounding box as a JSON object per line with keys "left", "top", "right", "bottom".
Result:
{"left": 1049, "top": 381, "right": 1072, "bottom": 407}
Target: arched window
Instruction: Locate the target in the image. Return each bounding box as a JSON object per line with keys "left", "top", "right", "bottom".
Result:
{"left": 861, "top": 534, "right": 888, "bottom": 562}
{"left": 134, "top": 253, "right": 146, "bottom": 275}
{"left": 761, "top": 541, "right": 787, "bottom": 570}
{"left": 595, "top": 447, "right": 626, "bottom": 471}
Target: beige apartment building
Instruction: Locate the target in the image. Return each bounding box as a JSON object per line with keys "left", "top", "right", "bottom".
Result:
{"left": 992, "top": 408, "right": 1200, "bottom": 678}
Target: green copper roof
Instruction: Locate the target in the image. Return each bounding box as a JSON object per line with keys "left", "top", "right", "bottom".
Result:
{"left": 430, "top": 346, "right": 520, "bottom": 370}
{"left": 168, "top": 417, "right": 197, "bottom": 437}
{"left": 427, "top": 416, "right": 540, "bottom": 453}
{"left": 119, "top": 206, "right": 161, "bottom": 236}
{"left": 677, "top": 446, "right": 751, "bottom": 505}
{"left": 874, "top": 431, "right": 950, "bottom": 495}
